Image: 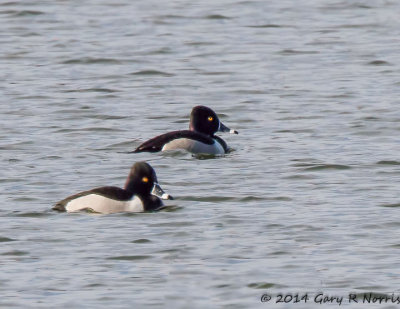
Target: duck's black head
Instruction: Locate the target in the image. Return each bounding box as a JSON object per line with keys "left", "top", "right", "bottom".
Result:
{"left": 189, "top": 105, "right": 238, "bottom": 136}
{"left": 124, "top": 162, "right": 156, "bottom": 197}
{"left": 124, "top": 162, "right": 172, "bottom": 200}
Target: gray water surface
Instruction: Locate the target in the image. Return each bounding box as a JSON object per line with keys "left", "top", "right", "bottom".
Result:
{"left": 1, "top": 0, "right": 400, "bottom": 308}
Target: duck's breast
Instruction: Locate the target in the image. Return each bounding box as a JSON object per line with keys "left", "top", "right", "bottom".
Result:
{"left": 65, "top": 194, "right": 144, "bottom": 214}
{"left": 162, "top": 138, "right": 225, "bottom": 154}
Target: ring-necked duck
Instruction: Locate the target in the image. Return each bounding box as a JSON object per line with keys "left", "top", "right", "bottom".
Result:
{"left": 53, "top": 162, "right": 172, "bottom": 214}
{"left": 133, "top": 106, "right": 238, "bottom": 155}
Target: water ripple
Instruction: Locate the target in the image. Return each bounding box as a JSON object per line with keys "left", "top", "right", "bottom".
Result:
{"left": 204, "top": 14, "right": 231, "bottom": 19}
{"left": 0, "top": 236, "right": 16, "bottom": 242}
{"left": 278, "top": 49, "right": 319, "bottom": 55}
{"left": 380, "top": 203, "right": 400, "bottom": 208}
{"left": 367, "top": 60, "right": 390, "bottom": 66}
{"left": 302, "top": 164, "right": 352, "bottom": 171}
{"left": 131, "top": 239, "right": 152, "bottom": 244}
{"left": 61, "top": 58, "right": 121, "bottom": 64}
{"left": 2, "top": 10, "right": 44, "bottom": 17}
{"left": 247, "top": 282, "right": 286, "bottom": 289}
{"left": 107, "top": 255, "right": 152, "bottom": 261}
{"left": 247, "top": 24, "right": 284, "bottom": 28}
{"left": 377, "top": 160, "right": 400, "bottom": 166}
{"left": 129, "top": 70, "right": 175, "bottom": 77}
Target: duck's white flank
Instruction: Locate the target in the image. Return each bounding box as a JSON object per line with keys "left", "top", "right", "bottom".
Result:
{"left": 161, "top": 138, "right": 224, "bottom": 154}
{"left": 65, "top": 194, "right": 144, "bottom": 214}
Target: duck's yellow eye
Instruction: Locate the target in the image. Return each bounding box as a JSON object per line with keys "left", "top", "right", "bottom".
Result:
{"left": 142, "top": 176, "right": 149, "bottom": 183}
{"left": 208, "top": 116, "right": 213, "bottom": 121}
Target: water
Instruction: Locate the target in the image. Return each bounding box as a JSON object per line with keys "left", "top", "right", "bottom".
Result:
{"left": 1, "top": 0, "right": 400, "bottom": 308}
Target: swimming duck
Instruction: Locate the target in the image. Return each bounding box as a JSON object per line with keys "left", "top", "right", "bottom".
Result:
{"left": 53, "top": 162, "right": 172, "bottom": 214}
{"left": 133, "top": 106, "right": 238, "bottom": 155}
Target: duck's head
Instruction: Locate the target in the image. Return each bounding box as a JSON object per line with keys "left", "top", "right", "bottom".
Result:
{"left": 189, "top": 105, "right": 238, "bottom": 136}
{"left": 125, "top": 162, "right": 172, "bottom": 200}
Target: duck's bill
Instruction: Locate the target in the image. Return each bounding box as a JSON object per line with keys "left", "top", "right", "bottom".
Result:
{"left": 152, "top": 183, "right": 173, "bottom": 200}
{"left": 219, "top": 122, "right": 238, "bottom": 134}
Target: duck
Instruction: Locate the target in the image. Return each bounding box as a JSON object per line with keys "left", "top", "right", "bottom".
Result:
{"left": 52, "top": 162, "right": 172, "bottom": 214}
{"left": 133, "top": 105, "right": 238, "bottom": 155}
